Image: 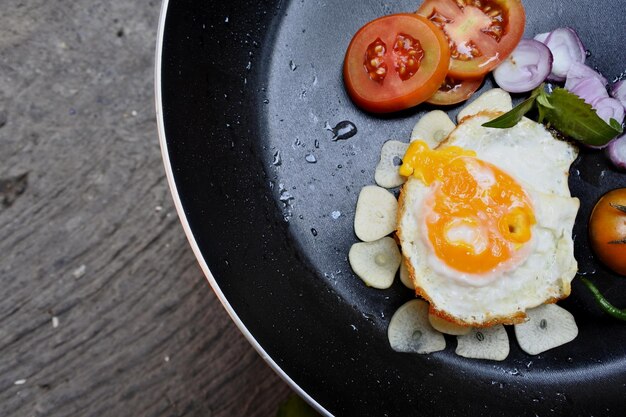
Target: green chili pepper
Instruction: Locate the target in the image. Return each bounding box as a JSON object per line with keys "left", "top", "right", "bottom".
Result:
{"left": 580, "top": 276, "right": 626, "bottom": 321}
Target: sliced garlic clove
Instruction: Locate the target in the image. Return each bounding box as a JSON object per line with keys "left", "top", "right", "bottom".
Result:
{"left": 514, "top": 304, "right": 578, "bottom": 355}
{"left": 399, "top": 258, "right": 414, "bottom": 289}
{"left": 388, "top": 299, "right": 446, "bottom": 354}
{"left": 374, "top": 140, "right": 409, "bottom": 189}
{"left": 457, "top": 88, "right": 513, "bottom": 122}
{"left": 410, "top": 110, "right": 456, "bottom": 147}
{"left": 456, "top": 325, "right": 509, "bottom": 361}
{"left": 354, "top": 185, "right": 398, "bottom": 242}
{"left": 429, "top": 313, "right": 472, "bottom": 336}
{"left": 349, "top": 237, "right": 401, "bottom": 289}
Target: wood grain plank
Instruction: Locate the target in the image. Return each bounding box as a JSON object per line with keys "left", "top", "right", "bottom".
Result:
{"left": 0, "top": 1, "right": 292, "bottom": 416}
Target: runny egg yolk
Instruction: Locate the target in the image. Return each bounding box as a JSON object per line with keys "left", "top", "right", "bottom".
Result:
{"left": 400, "top": 141, "right": 536, "bottom": 275}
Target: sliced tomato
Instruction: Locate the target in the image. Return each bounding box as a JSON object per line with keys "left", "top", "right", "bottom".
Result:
{"left": 589, "top": 189, "right": 626, "bottom": 276}
{"left": 426, "top": 76, "right": 484, "bottom": 105}
{"left": 343, "top": 14, "right": 450, "bottom": 113}
{"left": 417, "top": 0, "right": 525, "bottom": 78}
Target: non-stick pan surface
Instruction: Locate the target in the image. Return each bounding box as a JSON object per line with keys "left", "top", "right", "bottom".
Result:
{"left": 157, "top": 0, "right": 626, "bottom": 415}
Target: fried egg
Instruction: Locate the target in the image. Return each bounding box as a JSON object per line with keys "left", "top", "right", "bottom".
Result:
{"left": 397, "top": 112, "right": 579, "bottom": 327}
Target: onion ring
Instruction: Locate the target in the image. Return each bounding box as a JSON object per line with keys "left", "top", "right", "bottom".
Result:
{"left": 493, "top": 39, "right": 552, "bottom": 93}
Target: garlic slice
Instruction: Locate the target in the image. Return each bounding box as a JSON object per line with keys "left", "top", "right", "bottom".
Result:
{"left": 429, "top": 313, "right": 472, "bottom": 336}
{"left": 374, "top": 140, "right": 409, "bottom": 189}
{"left": 349, "top": 237, "right": 401, "bottom": 289}
{"left": 410, "top": 110, "right": 456, "bottom": 147}
{"left": 456, "top": 325, "right": 510, "bottom": 361}
{"left": 388, "top": 299, "right": 446, "bottom": 354}
{"left": 354, "top": 185, "right": 398, "bottom": 242}
{"left": 399, "top": 258, "right": 414, "bottom": 289}
{"left": 514, "top": 304, "right": 578, "bottom": 355}
{"left": 457, "top": 88, "right": 513, "bottom": 122}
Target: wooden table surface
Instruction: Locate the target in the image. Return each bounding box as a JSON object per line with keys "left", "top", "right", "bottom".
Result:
{"left": 0, "top": 1, "right": 292, "bottom": 415}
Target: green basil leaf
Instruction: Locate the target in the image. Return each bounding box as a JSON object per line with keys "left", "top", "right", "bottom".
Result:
{"left": 482, "top": 85, "right": 543, "bottom": 129}
{"left": 536, "top": 93, "right": 554, "bottom": 109}
{"left": 610, "top": 118, "right": 622, "bottom": 131}
{"left": 537, "top": 101, "right": 547, "bottom": 124}
{"left": 482, "top": 95, "right": 537, "bottom": 128}
{"left": 542, "top": 88, "right": 623, "bottom": 146}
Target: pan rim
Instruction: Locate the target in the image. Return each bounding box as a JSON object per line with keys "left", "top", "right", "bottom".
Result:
{"left": 155, "top": 1, "right": 626, "bottom": 414}
{"left": 154, "top": 0, "right": 333, "bottom": 415}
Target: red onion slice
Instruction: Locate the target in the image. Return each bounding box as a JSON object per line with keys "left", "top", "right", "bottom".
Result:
{"left": 569, "top": 76, "right": 609, "bottom": 106}
{"left": 607, "top": 134, "right": 626, "bottom": 170}
{"left": 611, "top": 80, "right": 626, "bottom": 110}
{"left": 595, "top": 97, "right": 625, "bottom": 125}
{"left": 493, "top": 39, "right": 553, "bottom": 93}
{"left": 565, "top": 62, "right": 607, "bottom": 91}
{"left": 541, "top": 28, "right": 586, "bottom": 82}
{"left": 533, "top": 32, "right": 550, "bottom": 43}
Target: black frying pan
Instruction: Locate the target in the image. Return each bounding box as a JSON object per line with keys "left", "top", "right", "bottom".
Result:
{"left": 156, "top": 0, "right": 626, "bottom": 415}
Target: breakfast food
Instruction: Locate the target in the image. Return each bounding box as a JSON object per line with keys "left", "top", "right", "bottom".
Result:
{"left": 428, "top": 312, "right": 470, "bottom": 336}
{"left": 387, "top": 299, "right": 446, "bottom": 354}
{"left": 349, "top": 237, "right": 402, "bottom": 289}
{"left": 375, "top": 141, "right": 410, "bottom": 188}
{"left": 581, "top": 188, "right": 626, "bottom": 321}
{"left": 343, "top": 1, "right": 526, "bottom": 112}
{"left": 410, "top": 109, "right": 455, "bottom": 145}
{"left": 343, "top": 13, "right": 450, "bottom": 113}
{"left": 416, "top": 0, "right": 526, "bottom": 79}
{"left": 513, "top": 303, "right": 578, "bottom": 355}
{"left": 456, "top": 88, "right": 512, "bottom": 122}
{"left": 350, "top": 89, "right": 582, "bottom": 359}
{"left": 397, "top": 112, "right": 579, "bottom": 327}
{"left": 588, "top": 188, "right": 626, "bottom": 276}
{"left": 426, "top": 77, "right": 485, "bottom": 106}
{"left": 455, "top": 324, "right": 509, "bottom": 361}
{"left": 341, "top": 1, "right": 624, "bottom": 362}
{"left": 354, "top": 185, "right": 398, "bottom": 242}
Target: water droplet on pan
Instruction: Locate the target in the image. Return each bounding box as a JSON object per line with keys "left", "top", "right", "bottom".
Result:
{"left": 272, "top": 150, "right": 282, "bottom": 166}
{"left": 326, "top": 120, "right": 357, "bottom": 141}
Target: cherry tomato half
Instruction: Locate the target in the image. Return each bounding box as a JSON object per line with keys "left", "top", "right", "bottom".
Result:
{"left": 426, "top": 76, "right": 484, "bottom": 105}
{"left": 417, "top": 0, "right": 525, "bottom": 78}
{"left": 589, "top": 188, "right": 626, "bottom": 276}
{"left": 343, "top": 14, "right": 450, "bottom": 113}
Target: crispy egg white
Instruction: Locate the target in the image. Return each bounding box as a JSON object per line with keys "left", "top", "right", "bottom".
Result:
{"left": 397, "top": 112, "right": 579, "bottom": 327}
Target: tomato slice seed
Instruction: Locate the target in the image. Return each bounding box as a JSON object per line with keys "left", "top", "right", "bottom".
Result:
{"left": 393, "top": 33, "right": 424, "bottom": 81}
{"left": 364, "top": 34, "right": 425, "bottom": 83}
{"left": 365, "top": 38, "right": 388, "bottom": 83}
{"left": 427, "top": 0, "right": 507, "bottom": 60}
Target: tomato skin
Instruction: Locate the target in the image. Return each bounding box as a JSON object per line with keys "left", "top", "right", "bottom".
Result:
{"left": 589, "top": 189, "right": 626, "bottom": 276}
{"left": 417, "top": 0, "right": 525, "bottom": 79}
{"left": 426, "top": 76, "right": 484, "bottom": 105}
{"left": 343, "top": 14, "right": 450, "bottom": 113}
